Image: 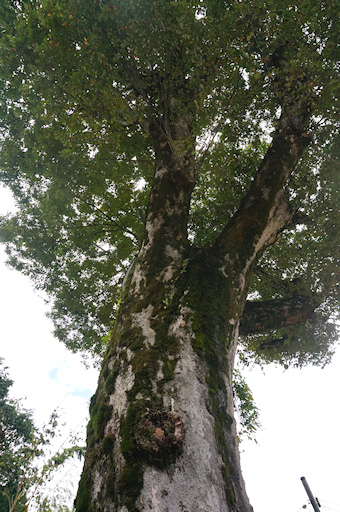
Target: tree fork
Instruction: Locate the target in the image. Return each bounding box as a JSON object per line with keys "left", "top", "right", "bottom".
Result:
{"left": 75, "top": 123, "right": 255, "bottom": 510}
{"left": 75, "top": 100, "right": 314, "bottom": 512}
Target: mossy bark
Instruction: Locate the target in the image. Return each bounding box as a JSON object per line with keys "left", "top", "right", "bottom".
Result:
{"left": 75, "top": 251, "right": 253, "bottom": 512}
{"left": 75, "top": 105, "right": 312, "bottom": 512}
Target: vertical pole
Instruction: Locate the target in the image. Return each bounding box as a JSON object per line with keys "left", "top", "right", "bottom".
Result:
{"left": 301, "top": 476, "right": 321, "bottom": 512}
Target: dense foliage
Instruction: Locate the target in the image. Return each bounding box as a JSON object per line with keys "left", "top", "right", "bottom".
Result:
{"left": 0, "top": 0, "right": 339, "bottom": 367}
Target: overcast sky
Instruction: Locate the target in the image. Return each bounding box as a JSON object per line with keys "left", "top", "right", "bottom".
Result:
{"left": 1, "top": 184, "right": 339, "bottom": 512}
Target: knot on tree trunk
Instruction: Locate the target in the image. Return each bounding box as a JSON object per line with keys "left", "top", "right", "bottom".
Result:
{"left": 135, "top": 411, "right": 184, "bottom": 465}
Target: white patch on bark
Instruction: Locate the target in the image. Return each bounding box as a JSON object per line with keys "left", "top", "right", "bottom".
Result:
{"left": 132, "top": 304, "right": 156, "bottom": 347}
{"left": 131, "top": 261, "right": 145, "bottom": 295}
{"left": 164, "top": 191, "right": 184, "bottom": 216}
{"left": 164, "top": 244, "right": 180, "bottom": 262}
{"left": 143, "top": 213, "right": 165, "bottom": 253}
{"left": 161, "top": 245, "right": 181, "bottom": 282}
{"left": 108, "top": 365, "right": 135, "bottom": 419}
{"left": 219, "top": 253, "right": 233, "bottom": 280}
{"left": 152, "top": 360, "right": 165, "bottom": 394}
{"left": 155, "top": 167, "right": 168, "bottom": 179}
{"left": 162, "top": 266, "right": 175, "bottom": 282}
{"left": 167, "top": 307, "right": 191, "bottom": 346}
{"left": 220, "top": 265, "right": 229, "bottom": 278}
{"left": 156, "top": 360, "right": 164, "bottom": 381}
{"left": 178, "top": 189, "right": 184, "bottom": 203}
{"left": 262, "top": 186, "right": 270, "bottom": 200}
{"left": 92, "top": 470, "right": 104, "bottom": 500}
{"left": 164, "top": 199, "right": 173, "bottom": 216}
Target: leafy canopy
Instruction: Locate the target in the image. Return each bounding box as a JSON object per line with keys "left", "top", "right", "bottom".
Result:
{"left": 0, "top": 0, "right": 339, "bottom": 365}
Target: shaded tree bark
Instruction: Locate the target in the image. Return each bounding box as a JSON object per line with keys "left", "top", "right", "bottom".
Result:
{"left": 240, "top": 294, "right": 321, "bottom": 336}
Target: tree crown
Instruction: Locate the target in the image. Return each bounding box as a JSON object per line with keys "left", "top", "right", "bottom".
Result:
{"left": 0, "top": 0, "right": 339, "bottom": 366}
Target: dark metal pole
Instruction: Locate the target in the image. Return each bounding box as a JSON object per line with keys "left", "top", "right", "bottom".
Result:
{"left": 301, "top": 476, "right": 321, "bottom": 512}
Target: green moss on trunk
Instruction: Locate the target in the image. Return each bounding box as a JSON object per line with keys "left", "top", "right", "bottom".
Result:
{"left": 76, "top": 245, "right": 247, "bottom": 511}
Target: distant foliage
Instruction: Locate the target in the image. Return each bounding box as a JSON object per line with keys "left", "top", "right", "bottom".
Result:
{"left": 233, "top": 369, "right": 261, "bottom": 443}
{"left": 0, "top": 360, "right": 84, "bottom": 511}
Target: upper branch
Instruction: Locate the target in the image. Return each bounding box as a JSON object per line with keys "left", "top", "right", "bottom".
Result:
{"left": 213, "top": 107, "right": 312, "bottom": 277}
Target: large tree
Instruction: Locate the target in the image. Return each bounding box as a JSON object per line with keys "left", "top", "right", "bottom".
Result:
{"left": 0, "top": 0, "right": 339, "bottom": 510}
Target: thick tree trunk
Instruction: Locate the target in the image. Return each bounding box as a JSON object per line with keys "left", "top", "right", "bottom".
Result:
{"left": 75, "top": 246, "right": 253, "bottom": 512}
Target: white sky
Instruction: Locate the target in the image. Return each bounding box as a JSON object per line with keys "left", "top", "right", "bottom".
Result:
{"left": 1, "top": 184, "right": 339, "bottom": 512}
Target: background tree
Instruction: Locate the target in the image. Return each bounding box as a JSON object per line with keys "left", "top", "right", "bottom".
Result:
{"left": 0, "top": 0, "right": 339, "bottom": 511}
{"left": 0, "top": 359, "right": 34, "bottom": 511}
{"left": 0, "top": 360, "right": 84, "bottom": 511}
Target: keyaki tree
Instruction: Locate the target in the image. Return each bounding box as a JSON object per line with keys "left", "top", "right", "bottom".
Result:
{"left": 0, "top": 0, "right": 339, "bottom": 510}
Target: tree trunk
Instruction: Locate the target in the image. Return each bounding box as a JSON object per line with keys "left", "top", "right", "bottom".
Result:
{"left": 75, "top": 246, "right": 253, "bottom": 512}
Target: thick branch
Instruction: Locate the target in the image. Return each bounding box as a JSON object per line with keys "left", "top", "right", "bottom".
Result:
{"left": 215, "top": 117, "right": 311, "bottom": 267}
{"left": 239, "top": 295, "right": 320, "bottom": 336}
